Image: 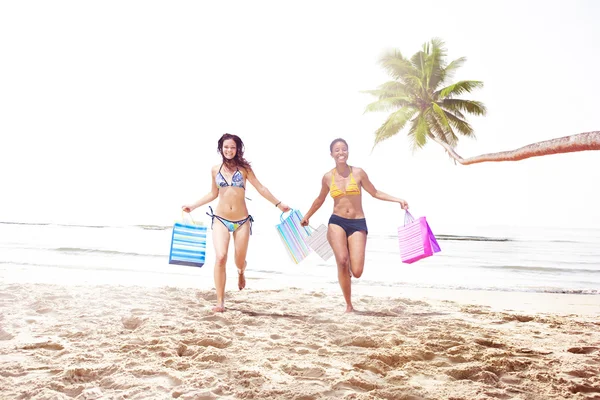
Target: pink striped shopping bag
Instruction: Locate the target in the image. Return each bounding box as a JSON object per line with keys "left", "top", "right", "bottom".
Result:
{"left": 397, "top": 211, "right": 441, "bottom": 264}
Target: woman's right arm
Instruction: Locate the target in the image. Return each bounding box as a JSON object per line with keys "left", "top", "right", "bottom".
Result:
{"left": 182, "top": 166, "right": 219, "bottom": 212}
{"left": 301, "top": 174, "right": 329, "bottom": 226}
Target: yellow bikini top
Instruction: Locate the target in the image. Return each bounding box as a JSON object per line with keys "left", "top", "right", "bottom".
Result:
{"left": 330, "top": 167, "right": 360, "bottom": 199}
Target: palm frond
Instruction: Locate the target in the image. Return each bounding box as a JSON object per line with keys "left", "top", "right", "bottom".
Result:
{"left": 407, "top": 112, "right": 430, "bottom": 150}
{"left": 439, "top": 56, "right": 466, "bottom": 84}
{"left": 432, "top": 103, "right": 453, "bottom": 133}
{"left": 437, "top": 80, "right": 484, "bottom": 98}
{"left": 402, "top": 74, "right": 425, "bottom": 92}
{"left": 424, "top": 38, "right": 448, "bottom": 90}
{"left": 444, "top": 111, "right": 475, "bottom": 138}
{"left": 361, "top": 81, "right": 410, "bottom": 99}
{"left": 379, "top": 50, "right": 416, "bottom": 82}
{"left": 439, "top": 103, "right": 466, "bottom": 120}
{"left": 428, "top": 37, "right": 447, "bottom": 55}
{"left": 424, "top": 108, "right": 446, "bottom": 142}
{"left": 364, "top": 97, "right": 413, "bottom": 113}
{"left": 439, "top": 99, "right": 487, "bottom": 116}
{"left": 431, "top": 104, "right": 458, "bottom": 146}
{"left": 410, "top": 51, "right": 427, "bottom": 75}
{"left": 373, "top": 107, "right": 418, "bottom": 146}
{"left": 377, "top": 81, "right": 410, "bottom": 95}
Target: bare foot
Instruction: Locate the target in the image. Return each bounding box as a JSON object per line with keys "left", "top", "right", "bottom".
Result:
{"left": 213, "top": 303, "right": 225, "bottom": 312}
{"left": 238, "top": 261, "right": 247, "bottom": 290}
{"left": 345, "top": 305, "right": 355, "bottom": 313}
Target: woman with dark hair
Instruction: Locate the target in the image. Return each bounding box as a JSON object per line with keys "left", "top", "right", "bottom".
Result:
{"left": 183, "top": 133, "right": 290, "bottom": 312}
{"left": 301, "top": 138, "right": 409, "bottom": 312}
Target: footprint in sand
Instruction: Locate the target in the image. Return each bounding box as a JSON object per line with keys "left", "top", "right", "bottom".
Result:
{"left": 353, "top": 359, "right": 389, "bottom": 375}
{"left": 461, "top": 306, "right": 490, "bottom": 315}
{"left": 366, "top": 349, "right": 434, "bottom": 369}
{"left": 29, "top": 300, "right": 55, "bottom": 314}
{"left": 566, "top": 368, "right": 599, "bottom": 378}
{"left": 567, "top": 346, "right": 599, "bottom": 355}
{"left": 80, "top": 387, "right": 104, "bottom": 399}
{"left": 474, "top": 338, "right": 505, "bottom": 349}
{"left": 196, "top": 347, "right": 227, "bottom": 362}
{"left": 281, "top": 364, "right": 326, "bottom": 378}
{"left": 176, "top": 344, "right": 196, "bottom": 357}
{"left": 196, "top": 292, "right": 218, "bottom": 302}
{"left": 0, "top": 292, "right": 18, "bottom": 300}
{"left": 173, "top": 389, "right": 219, "bottom": 399}
{"left": 133, "top": 370, "right": 183, "bottom": 387}
{"left": 200, "top": 314, "right": 230, "bottom": 324}
{"left": 332, "top": 375, "right": 378, "bottom": 392}
{"left": 334, "top": 336, "right": 381, "bottom": 348}
{"left": 121, "top": 316, "right": 145, "bottom": 330}
{"left": 184, "top": 336, "right": 232, "bottom": 349}
{"left": 445, "top": 365, "right": 500, "bottom": 384}
{"left": 503, "top": 314, "right": 535, "bottom": 322}
{"left": 60, "top": 365, "right": 118, "bottom": 384}
{"left": 21, "top": 341, "right": 64, "bottom": 351}
{"left": 0, "top": 328, "right": 14, "bottom": 340}
{"left": 569, "top": 383, "right": 600, "bottom": 394}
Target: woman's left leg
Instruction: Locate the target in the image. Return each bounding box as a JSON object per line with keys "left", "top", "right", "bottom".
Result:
{"left": 232, "top": 220, "right": 251, "bottom": 290}
{"left": 347, "top": 231, "right": 367, "bottom": 278}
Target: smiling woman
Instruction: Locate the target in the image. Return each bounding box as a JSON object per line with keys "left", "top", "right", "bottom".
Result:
{"left": 182, "top": 133, "right": 291, "bottom": 312}
{"left": 300, "top": 138, "right": 410, "bottom": 313}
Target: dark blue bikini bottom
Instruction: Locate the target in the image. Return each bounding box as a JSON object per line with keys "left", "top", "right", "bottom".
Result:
{"left": 328, "top": 214, "right": 368, "bottom": 237}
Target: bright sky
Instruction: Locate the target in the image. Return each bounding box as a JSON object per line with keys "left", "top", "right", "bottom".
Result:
{"left": 1, "top": 0, "right": 599, "bottom": 235}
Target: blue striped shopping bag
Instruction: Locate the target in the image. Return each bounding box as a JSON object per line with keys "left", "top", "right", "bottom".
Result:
{"left": 169, "top": 215, "right": 207, "bottom": 268}
{"left": 275, "top": 209, "right": 312, "bottom": 264}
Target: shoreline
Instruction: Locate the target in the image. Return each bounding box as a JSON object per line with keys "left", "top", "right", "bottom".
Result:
{"left": 354, "top": 285, "right": 600, "bottom": 317}
{"left": 2, "top": 267, "right": 598, "bottom": 317}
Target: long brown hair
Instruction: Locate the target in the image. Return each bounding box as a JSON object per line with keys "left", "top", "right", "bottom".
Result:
{"left": 217, "top": 133, "right": 252, "bottom": 171}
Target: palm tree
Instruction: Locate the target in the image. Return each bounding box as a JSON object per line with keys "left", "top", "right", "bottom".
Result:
{"left": 364, "top": 39, "right": 600, "bottom": 165}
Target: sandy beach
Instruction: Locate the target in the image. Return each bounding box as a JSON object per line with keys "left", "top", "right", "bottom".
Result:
{"left": 1, "top": 283, "right": 599, "bottom": 400}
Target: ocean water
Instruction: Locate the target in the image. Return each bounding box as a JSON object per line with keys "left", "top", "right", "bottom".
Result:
{"left": 0, "top": 221, "right": 599, "bottom": 296}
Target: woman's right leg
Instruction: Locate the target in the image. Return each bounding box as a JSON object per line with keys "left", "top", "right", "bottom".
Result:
{"left": 327, "top": 223, "right": 353, "bottom": 312}
{"left": 212, "top": 220, "right": 231, "bottom": 312}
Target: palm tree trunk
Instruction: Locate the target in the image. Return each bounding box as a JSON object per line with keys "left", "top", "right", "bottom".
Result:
{"left": 431, "top": 131, "right": 600, "bottom": 165}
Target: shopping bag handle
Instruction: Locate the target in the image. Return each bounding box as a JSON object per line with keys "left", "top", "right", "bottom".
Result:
{"left": 279, "top": 209, "right": 295, "bottom": 222}
{"left": 404, "top": 210, "right": 415, "bottom": 226}
{"left": 306, "top": 224, "right": 319, "bottom": 235}
{"left": 182, "top": 210, "right": 197, "bottom": 225}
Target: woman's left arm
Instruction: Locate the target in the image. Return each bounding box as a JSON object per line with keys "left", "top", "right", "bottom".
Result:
{"left": 358, "top": 168, "right": 409, "bottom": 209}
{"left": 246, "top": 168, "right": 291, "bottom": 212}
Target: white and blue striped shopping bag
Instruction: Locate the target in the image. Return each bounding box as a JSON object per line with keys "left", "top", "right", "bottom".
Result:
{"left": 306, "top": 224, "right": 333, "bottom": 261}
{"left": 275, "top": 209, "right": 312, "bottom": 264}
{"left": 169, "top": 221, "right": 207, "bottom": 267}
